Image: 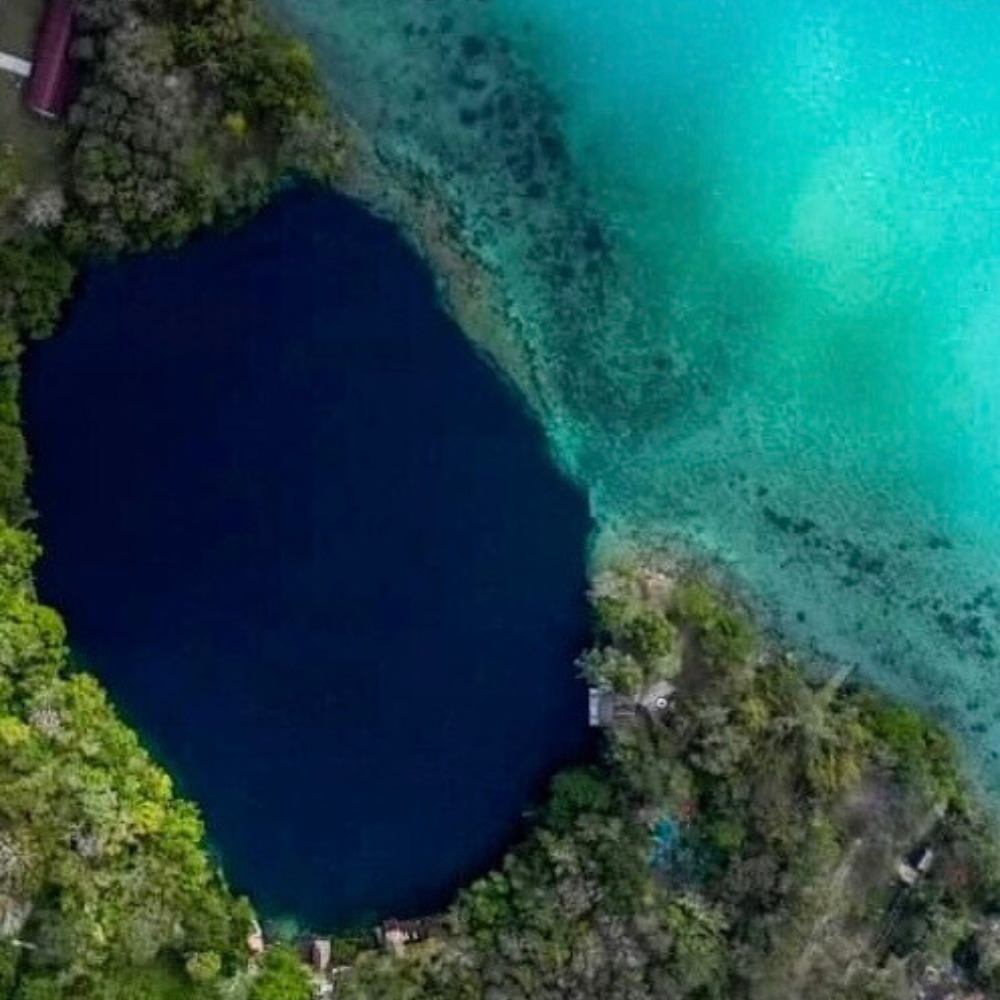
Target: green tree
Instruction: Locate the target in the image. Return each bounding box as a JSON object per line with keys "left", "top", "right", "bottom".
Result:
{"left": 621, "top": 609, "right": 677, "bottom": 662}
{"left": 674, "top": 581, "right": 755, "bottom": 665}
{"left": 250, "top": 945, "right": 312, "bottom": 1000}
{"left": 578, "top": 646, "right": 643, "bottom": 694}
{"left": 0, "top": 240, "right": 75, "bottom": 341}
{"left": 185, "top": 950, "right": 221, "bottom": 983}
{"left": 544, "top": 768, "right": 615, "bottom": 833}
{"left": 662, "top": 895, "right": 728, "bottom": 996}
{"left": 0, "top": 144, "right": 23, "bottom": 213}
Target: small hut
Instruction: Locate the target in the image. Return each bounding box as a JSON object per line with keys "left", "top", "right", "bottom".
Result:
{"left": 589, "top": 682, "right": 676, "bottom": 728}
{"left": 588, "top": 686, "right": 638, "bottom": 728}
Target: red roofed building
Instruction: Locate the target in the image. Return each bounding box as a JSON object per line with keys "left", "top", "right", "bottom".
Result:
{"left": 25, "top": 0, "right": 76, "bottom": 120}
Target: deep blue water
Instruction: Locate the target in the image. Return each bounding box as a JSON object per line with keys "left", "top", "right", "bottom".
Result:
{"left": 23, "top": 187, "right": 593, "bottom": 928}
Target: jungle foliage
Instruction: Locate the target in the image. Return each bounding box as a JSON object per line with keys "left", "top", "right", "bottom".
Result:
{"left": 0, "top": 524, "right": 254, "bottom": 999}
{"left": 63, "top": 0, "right": 345, "bottom": 252}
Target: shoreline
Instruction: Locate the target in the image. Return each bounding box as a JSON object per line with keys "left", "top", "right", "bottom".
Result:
{"left": 329, "top": 119, "right": 548, "bottom": 418}
{"left": 327, "top": 129, "right": 859, "bottom": 700}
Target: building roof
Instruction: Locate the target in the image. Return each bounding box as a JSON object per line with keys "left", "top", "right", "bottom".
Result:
{"left": 24, "top": 0, "right": 75, "bottom": 119}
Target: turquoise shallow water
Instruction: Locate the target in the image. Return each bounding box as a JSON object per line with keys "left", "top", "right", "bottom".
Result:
{"left": 271, "top": 0, "right": 1000, "bottom": 798}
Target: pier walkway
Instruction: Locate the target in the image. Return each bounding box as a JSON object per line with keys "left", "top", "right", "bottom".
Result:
{"left": 0, "top": 51, "right": 30, "bottom": 77}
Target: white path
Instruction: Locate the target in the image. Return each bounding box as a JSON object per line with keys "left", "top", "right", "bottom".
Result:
{"left": 0, "top": 52, "right": 31, "bottom": 78}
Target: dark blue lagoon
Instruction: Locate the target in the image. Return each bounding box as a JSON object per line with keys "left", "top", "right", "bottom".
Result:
{"left": 22, "top": 187, "right": 593, "bottom": 928}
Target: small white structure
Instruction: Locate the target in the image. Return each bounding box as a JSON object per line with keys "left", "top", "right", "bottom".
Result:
{"left": 589, "top": 682, "right": 676, "bottom": 728}
{"left": 246, "top": 919, "right": 265, "bottom": 957}
{"left": 897, "top": 847, "right": 934, "bottom": 887}
{"left": 375, "top": 917, "right": 441, "bottom": 957}
{"left": 383, "top": 925, "right": 408, "bottom": 957}
{"left": 309, "top": 938, "right": 332, "bottom": 974}
{"left": 0, "top": 52, "right": 32, "bottom": 79}
{"left": 588, "top": 687, "right": 603, "bottom": 727}
{"left": 640, "top": 681, "right": 676, "bottom": 714}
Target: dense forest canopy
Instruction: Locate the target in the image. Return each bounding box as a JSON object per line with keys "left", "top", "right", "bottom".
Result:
{"left": 0, "top": 0, "right": 345, "bottom": 253}
{"left": 64, "top": 0, "right": 342, "bottom": 251}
